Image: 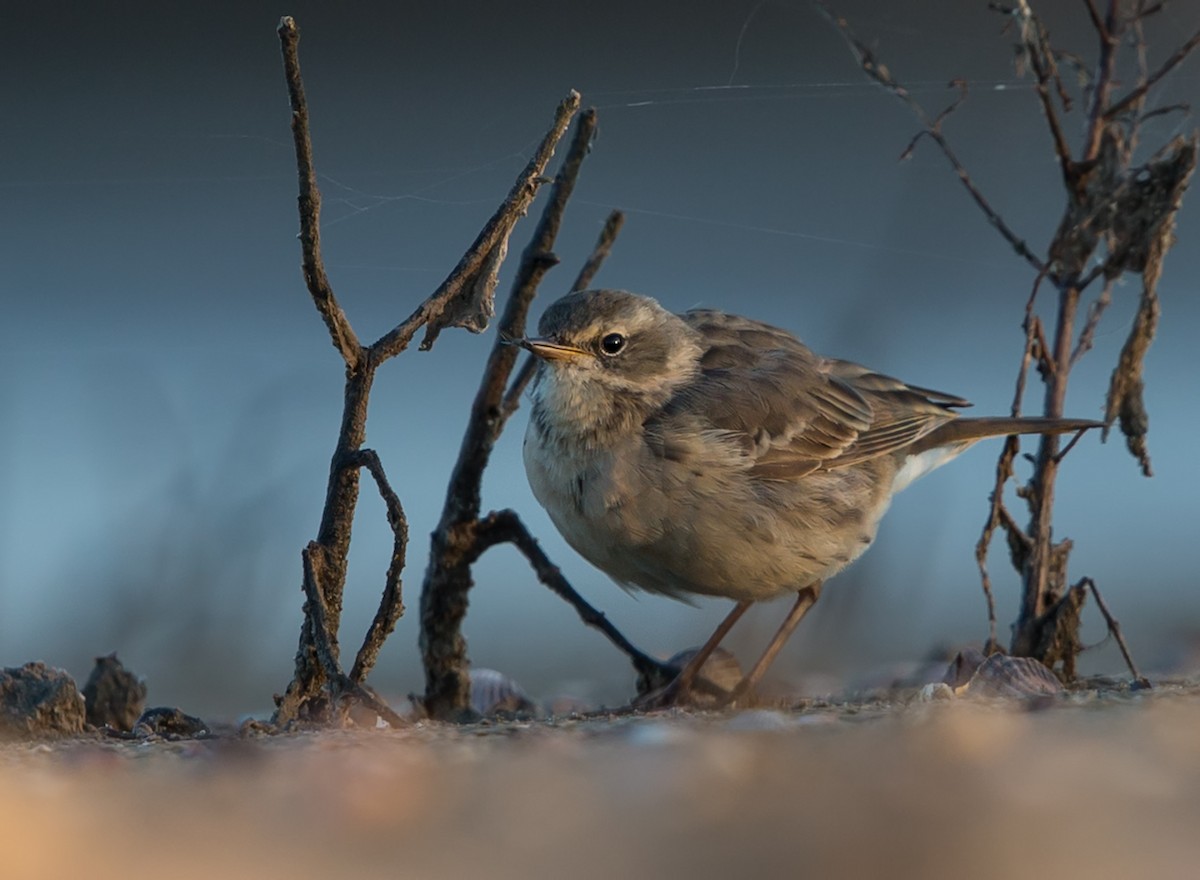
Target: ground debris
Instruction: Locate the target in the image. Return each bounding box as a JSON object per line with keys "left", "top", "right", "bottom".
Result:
{"left": 0, "top": 661, "right": 85, "bottom": 740}
{"left": 82, "top": 653, "right": 147, "bottom": 732}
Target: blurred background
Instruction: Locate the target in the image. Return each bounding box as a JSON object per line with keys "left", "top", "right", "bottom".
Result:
{"left": 1, "top": 1, "right": 1197, "bottom": 717}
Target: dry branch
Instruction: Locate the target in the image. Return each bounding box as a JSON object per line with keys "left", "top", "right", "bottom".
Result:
{"left": 474, "top": 510, "right": 676, "bottom": 685}
{"left": 419, "top": 109, "right": 599, "bottom": 720}
{"left": 348, "top": 449, "right": 409, "bottom": 684}
{"left": 372, "top": 93, "right": 582, "bottom": 359}
{"left": 1078, "top": 576, "right": 1151, "bottom": 686}
{"left": 278, "top": 17, "right": 362, "bottom": 369}
{"left": 813, "top": 0, "right": 1047, "bottom": 273}
{"left": 571, "top": 210, "right": 626, "bottom": 291}
{"left": 826, "top": 0, "right": 1197, "bottom": 680}
{"left": 271, "top": 15, "right": 583, "bottom": 726}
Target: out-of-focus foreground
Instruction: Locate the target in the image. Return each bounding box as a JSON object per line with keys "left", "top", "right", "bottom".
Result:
{"left": 4, "top": 690, "right": 1200, "bottom": 879}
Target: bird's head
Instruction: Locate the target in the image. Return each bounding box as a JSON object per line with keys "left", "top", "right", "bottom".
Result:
{"left": 515, "top": 289, "right": 702, "bottom": 438}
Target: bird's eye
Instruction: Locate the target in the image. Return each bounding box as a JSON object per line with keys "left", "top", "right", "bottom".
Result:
{"left": 600, "top": 333, "right": 626, "bottom": 356}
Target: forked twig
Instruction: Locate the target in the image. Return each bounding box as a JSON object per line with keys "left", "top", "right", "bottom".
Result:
{"left": 1104, "top": 27, "right": 1200, "bottom": 121}
{"left": 348, "top": 449, "right": 409, "bottom": 684}
{"left": 813, "top": 0, "right": 1046, "bottom": 273}
{"left": 273, "top": 15, "right": 584, "bottom": 726}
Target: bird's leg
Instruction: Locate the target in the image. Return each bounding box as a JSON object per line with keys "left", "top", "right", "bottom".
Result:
{"left": 633, "top": 599, "right": 751, "bottom": 709}
{"left": 726, "top": 582, "right": 823, "bottom": 706}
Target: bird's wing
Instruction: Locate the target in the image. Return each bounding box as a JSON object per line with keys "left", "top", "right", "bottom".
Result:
{"left": 650, "top": 312, "right": 969, "bottom": 480}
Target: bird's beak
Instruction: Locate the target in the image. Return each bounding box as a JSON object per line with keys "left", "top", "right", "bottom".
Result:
{"left": 512, "top": 336, "right": 591, "bottom": 364}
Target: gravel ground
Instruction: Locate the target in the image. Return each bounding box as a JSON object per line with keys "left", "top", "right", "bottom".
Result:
{"left": 4, "top": 682, "right": 1200, "bottom": 880}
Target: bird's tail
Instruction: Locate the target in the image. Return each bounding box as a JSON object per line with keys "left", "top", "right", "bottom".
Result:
{"left": 914, "top": 417, "right": 1102, "bottom": 454}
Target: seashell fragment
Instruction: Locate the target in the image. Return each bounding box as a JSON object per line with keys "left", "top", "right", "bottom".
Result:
{"left": 469, "top": 668, "right": 539, "bottom": 717}
{"left": 957, "top": 653, "right": 1064, "bottom": 699}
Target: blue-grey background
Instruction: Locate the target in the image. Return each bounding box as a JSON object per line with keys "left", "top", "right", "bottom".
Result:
{"left": 2, "top": 1, "right": 1197, "bottom": 716}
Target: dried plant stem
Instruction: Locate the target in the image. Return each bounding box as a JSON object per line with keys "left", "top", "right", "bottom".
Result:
{"left": 813, "top": 0, "right": 1046, "bottom": 273}
{"left": 278, "top": 17, "right": 362, "bottom": 369}
{"left": 419, "top": 110, "right": 599, "bottom": 720}
{"left": 349, "top": 449, "right": 409, "bottom": 684}
{"left": 1078, "top": 576, "right": 1151, "bottom": 686}
{"left": 826, "top": 1, "right": 1197, "bottom": 680}
{"left": 271, "top": 15, "right": 581, "bottom": 726}
{"left": 572, "top": 210, "right": 626, "bottom": 291}
{"left": 475, "top": 510, "right": 676, "bottom": 684}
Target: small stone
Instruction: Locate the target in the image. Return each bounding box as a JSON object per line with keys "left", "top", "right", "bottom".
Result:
{"left": 82, "top": 653, "right": 147, "bottom": 732}
{"left": 0, "top": 661, "right": 86, "bottom": 740}
{"left": 919, "top": 682, "right": 956, "bottom": 702}
{"left": 469, "top": 668, "right": 539, "bottom": 718}
{"left": 133, "top": 707, "right": 211, "bottom": 740}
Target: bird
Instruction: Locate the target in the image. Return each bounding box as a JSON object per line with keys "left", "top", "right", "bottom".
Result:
{"left": 517, "top": 288, "right": 1098, "bottom": 707}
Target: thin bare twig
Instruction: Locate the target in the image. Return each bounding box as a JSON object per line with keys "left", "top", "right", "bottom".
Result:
{"left": 1081, "top": 0, "right": 1108, "bottom": 40}
{"left": 1105, "top": 27, "right": 1200, "bottom": 121}
{"left": 571, "top": 210, "right": 626, "bottom": 291}
{"left": 371, "top": 91, "right": 583, "bottom": 361}
{"left": 976, "top": 434, "right": 1021, "bottom": 650}
{"left": 1079, "top": 576, "right": 1151, "bottom": 686}
{"left": 500, "top": 356, "right": 537, "bottom": 422}
{"left": 348, "top": 449, "right": 409, "bottom": 684}
{"left": 1082, "top": 0, "right": 1121, "bottom": 160}
{"left": 814, "top": 0, "right": 1046, "bottom": 273}
{"left": 278, "top": 17, "right": 362, "bottom": 370}
{"left": 1011, "top": 1, "right": 1075, "bottom": 174}
{"left": 475, "top": 510, "right": 677, "bottom": 683}
{"left": 1052, "top": 427, "right": 1090, "bottom": 464}
{"left": 1014, "top": 270, "right": 1049, "bottom": 410}
{"left": 1070, "top": 277, "right": 1114, "bottom": 366}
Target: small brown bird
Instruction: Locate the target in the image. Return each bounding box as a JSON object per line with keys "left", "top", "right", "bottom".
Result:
{"left": 520, "top": 289, "right": 1097, "bottom": 706}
